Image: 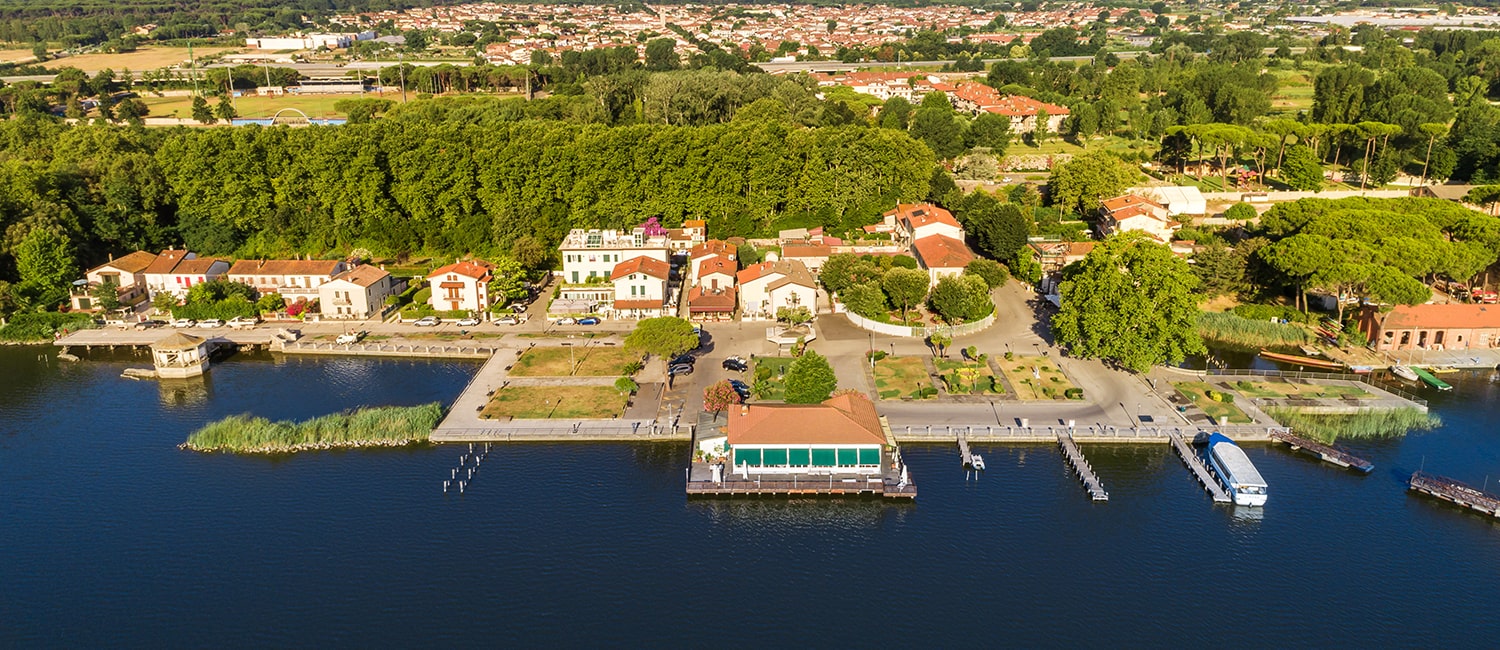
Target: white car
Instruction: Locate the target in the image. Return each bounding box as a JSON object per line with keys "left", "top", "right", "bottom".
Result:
{"left": 336, "top": 331, "right": 365, "bottom": 345}
{"left": 227, "top": 316, "right": 258, "bottom": 329}
{"left": 197, "top": 319, "right": 225, "bottom": 328}
{"left": 554, "top": 317, "right": 577, "bottom": 326}
{"left": 456, "top": 317, "right": 481, "bottom": 327}
{"left": 171, "top": 319, "right": 196, "bottom": 328}
{"left": 412, "top": 316, "right": 441, "bottom": 327}
{"left": 494, "top": 315, "right": 521, "bottom": 326}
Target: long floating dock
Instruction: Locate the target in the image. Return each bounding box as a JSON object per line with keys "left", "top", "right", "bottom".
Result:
{"left": 1409, "top": 471, "right": 1500, "bottom": 517}
{"left": 1168, "top": 432, "right": 1231, "bottom": 503}
{"left": 685, "top": 476, "right": 917, "bottom": 499}
{"left": 1057, "top": 434, "right": 1108, "bottom": 501}
{"left": 1270, "top": 431, "right": 1374, "bottom": 473}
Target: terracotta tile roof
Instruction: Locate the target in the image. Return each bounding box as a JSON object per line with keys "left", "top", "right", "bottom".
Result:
{"left": 912, "top": 234, "right": 975, "bottom": 269}
{"left": 89, "top": 251, "right": 157, "bottom": 275}
{"left": 1101, "top": 194, "right": 1164, "bottom": 213}
{"left": 884, "top": 203, "right": 960, "bottom": 230}
{"left": 688, "top": 286, "right": 737, "bottom": 312}
{"left": 683, "top": 219, "right": 706, "bottom": 228}
{"left": 953, "top": 83, "right": 1070, "bottom": 117}
{"left": 427, "top": 260, "right": 494, "bottom": 280}
{"left": 727, "top": 393, "right": 886, "bottom": 446}
{"left": 329, "top": 264, "right": 391, "bottom": 288}
{"left": 229, "top": 259, "right": 344, "bottom": 277}
{"left": 781, "top": 243, "right": 832, "bottom": 258}
{"left": 1030, "top": 241, "right": 1097, "bottom": 258}
{"left": 690, "top": 239, "right": 735, "bottom": 259}
{"left": 144, "top": 250, "right": 190, "bottom": 275}
{"left": 150, "top": 332, "right": 205, "bottom": 351}
{"left": 610, "top": 256, "right": 670, "bottom": 281}
{"left": 613, "top": 298, "right": 662, "bottom": 310}
{"left": 174, "top": 258, "right": 224, "bottom": 274}
{"left": 697, "top": 256, "right": 736, "bottom": 279}
{"left": 739, "top": 260, "right": 816, "bottom": 288}
{"left": 1377, "top": 304, "right": 1500, "bottom": 330}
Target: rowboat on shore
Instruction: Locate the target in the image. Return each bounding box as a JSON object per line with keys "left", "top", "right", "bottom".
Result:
{"left": 1390, "top": 365, "right": 1419, "bottom": 382}
{"left": 1258, "top": 349, "right": 1347, "bottom": 371}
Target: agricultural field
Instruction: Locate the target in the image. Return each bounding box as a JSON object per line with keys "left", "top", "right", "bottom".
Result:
{"left": 508, "top": 345, "right": 641, "bottom": 377}
{"left": 934, "top": 358, "right": 1003, "bottom": 395}
{"left": 750, "top": 356, "right": 795, "bottom": 401}
{"left": 873, "top": 356, "right": 936, "bottom": 400}
{"left": 1269, "top": 70, "right": 1315, "bottom": 115}
{"left": 53, "top": 46, "right": 236, "bottom": 73}
{"left": 1173, "top": 381, "right": 1254, "bottom": 424}
{"left": 0, "top": 48, "right": 35, "bottom": 64}
{"left": 1000, "top": 356, "right": 1078, "bottom": 400}
{"left": 139, "top": 93, "right": 388, "bottom": 119}
{"left": 1227, "top": 379, "right": 1371, "bottom": 400}
{"left": 480, "top": 385, "right": 629, "bottom": 420}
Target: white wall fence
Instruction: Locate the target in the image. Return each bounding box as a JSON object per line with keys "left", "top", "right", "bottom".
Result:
{"left": 835, "top": 301, "right": 997, "bottom": 338}
{"left": 1200, "top": 189, "right": 1411, "bottom": 203}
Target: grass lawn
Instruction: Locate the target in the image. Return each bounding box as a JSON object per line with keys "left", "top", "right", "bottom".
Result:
{"left": 139, "top": 93, "right": 397, "bottom": 119}
{"left": 1227, "top": 379, "right": 1371, "bottom": 400}
{"left": 1174, "top": 382, "right": 1254, "bottom": 424}
{"left": 934, "top": 358, "right": 1002, "bottom": 395}
{"left": 1269, "top": 69, "right": 1315, "bottom": 115}
{"left": 751, "top": 356, "right": 795, "bottom": 401}
{"left": 1000, "top": 356, "right": 1078, "bottom": 400}
{"left": 480, "top": 385, "right": 628, "bottom": 420}
{"left": 56, "top": 46, "right": 235, "bottom": 73}
{"left": 874, "top": 356, "right": 936, "bottom": 400}
{"left": 508, "top": 345, "right": 641, "bottom": 377}
{"left": 1012, "top": 134, "right": 1157, "bottom": 158}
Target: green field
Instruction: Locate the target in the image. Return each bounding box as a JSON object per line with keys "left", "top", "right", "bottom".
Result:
{"left": 1173, "top": 382, "right": 1254, "bottom": 424}
{"left": 750, "top": 356, "right": 795, "bottom": 401}
{"left": 1000, "top": 356, "right": 1077, "bottom": 400}
{"left": 935, "top": 358, "right": 1003, "bottom": 395}
{"left": 139, "top": 93, "right": 398, "bottom": 119}
{"left": 508, "top": 345, "right": 641, "bottom": 377}
{"left": 480, "top": 385, "right": 628, "bottom": 419}
{"left": 874, "top": 356, "right": 935, "bottom": 400}
{"left": 1229, "top": 380, "right": 1370, "bottom": 400}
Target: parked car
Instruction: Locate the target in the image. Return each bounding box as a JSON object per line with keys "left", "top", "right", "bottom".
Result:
{"left": 494, "top": 315, "right": 522, "bottom": 326}
{"left": 413, "top": 316, "right": 441, "bottom": 327}
{"left": 670, "top": 354, "right": 696, "bottom": 367}
{"left": 456, "top": 317, "right": 482, "bottom": 327}
{"left": 171, "top": 319, "right": 196, "bottom": 328}
{"left": 554, "top": 317, "right": 577, "bottom": 326}
{"left": 729, "top": 379, "right": 751, "bottom": 399}
{"left": 577, "top": 317, "right": 601, "bottom": 326}
{"left": 668, "top": 363, "right": 694, "bottom": 376}
{"left": 227, "top": 316, "right": 258, "bottom": 329}
{"left": 134, "top": 319, "right": 166, "bottom": 330}
{"left": 197, "top": 319, "right": 225, "bottom": 328}
{"left": 722, "top": 358, "right": 748, "bottom": 372}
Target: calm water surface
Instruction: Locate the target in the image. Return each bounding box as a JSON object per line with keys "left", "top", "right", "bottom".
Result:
{"left": 3, "top": 346, "right": 1499, "bottom": 646}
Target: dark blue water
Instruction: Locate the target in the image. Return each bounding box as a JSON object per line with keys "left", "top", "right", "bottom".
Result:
{"left": 3, "top": 347, "right": 1500, "bottom": 646}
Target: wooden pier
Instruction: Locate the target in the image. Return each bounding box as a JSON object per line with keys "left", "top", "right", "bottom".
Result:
{"left": 1168, "top": 432, "right": 1231, "bottom": 504}
{"left": 685, "top": 476, "right": 916, "bottom": 499}
{"left": 1409, "top": 472, "right": 1500, "bottom": 517}
{"left": 1270, "top": 431, "right": 1374, "bottom": 473}
{"left": 1057, "top": 434, "right": 1108, "bottom": 501}
{"left": 958, "top": 435, "right": 985, "bottom": 471}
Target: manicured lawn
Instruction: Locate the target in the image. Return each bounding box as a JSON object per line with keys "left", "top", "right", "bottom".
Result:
{"left": 1000, "top": 355, "right": 1078, "bottom": 400}
{"left": 480, "top": 385, "right": 628, "bottom": 420}
{"left": 873, "top": 356, "right": 936, "bottom": 400}
{"left": 934, "top": 358, "right": 1003, "bottom": 395}
{"left": 140, "top": 93, "right": 400, "bottom": 119}
{"left": 1174, "top": 382, "right": 1254, "bottom": 424}
{"left": 508, "top": 345, "right": 641, "bottom": 377}
{"left": 751, "top": 356, "right": 795, "bottom": 401}
{"left": 1228, "top": 379, "right": 1371, "bottom": 400}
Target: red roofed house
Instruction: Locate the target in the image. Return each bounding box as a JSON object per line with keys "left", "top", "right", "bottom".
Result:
{"left": 912, "top": 235, "right": 976, "bottom": 286}
{"left": 687, "top": 285, "right": 737, "bottom": 321}
{"left": 227, "top": 258, "right": 350, "bottom": 301}
{"left": 1359, "top": 304, "right": 1500, "bottom": 352}
{"left": 737, "top": 259, "right": 817, "bottom": 321}
{"left": 780, "top": 243, "right": 833, "bottom": 275}
{"left": 143, "top": 250, "right": 230, "bottom": 300}
{"left": 884, "top": 203, "right": 964, "bottom": 243}
{"left": 689, "top": 239, "right": 737, "bottom": 285}
{"left": 319, "top": 264, "right": 399, "bottom": 320}
{"left": 948, "top": 83, "right": 1068, "bottom": 134}
{"left": 1098, "top": 194, "right": 1180, "bottom": 243}
{"left": 426, "top": 260, "right": 494, "bottom": 313}
{"left": 610, "top": 255, "right": 670, "bottom": 319}
{"left": 70, "top": 250, "right": 158, "bottom": 312}
{"left": 724, "top": 393, "right": 887, "bottom": 475}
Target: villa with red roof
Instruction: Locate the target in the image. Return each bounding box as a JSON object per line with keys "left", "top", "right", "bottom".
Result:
{"left": 426, "top": 259, "right": 495, "bottom": 313}
{"left": 737, "top": 259, "right": 817, "bottom": 321}
{"left": 70, "top": 250, "right": 158, "bottom": 312}
{"left": 948, "top": 83, "right": 1068, "bottom": 134}
{"left": 610, "top": 255, "right": 670, "bottom": 319}
{"left": 143, "top": 250, "right": 230, "bottom": 300}
{"left": 227, "top": 258, "right": 350, "bottom": 300}
{"left": 882, "top": 203, "right": 977, "bottom": 285}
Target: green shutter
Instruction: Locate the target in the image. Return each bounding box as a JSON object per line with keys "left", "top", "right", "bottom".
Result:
{"left": 736, "top": 448, "right": 761, "bottom": 466}
{"left": 859, "top": 448, "right": 881, "bottom": 466}
{"left": 789, "top": 448, "right": 810, "bottom": 467}
{"left": 837, "top": 448, "right": 858, "bottom": 465}
{"left": 811, "top": 448, "right": 836, "bottom": 466}
{"left": 763, "top": 448, "right": 788, "bottom": 466}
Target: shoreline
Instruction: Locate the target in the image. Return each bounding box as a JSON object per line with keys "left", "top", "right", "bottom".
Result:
{"left": 178, "top": 438, "right": 430, "bottom": 454}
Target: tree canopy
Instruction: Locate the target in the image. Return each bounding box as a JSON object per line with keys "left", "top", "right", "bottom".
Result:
{"left": 624, "top": 317, "right": 699, "bottom": 360}
{"left": 783, "top": 349, "right": 838, "bottom": 404}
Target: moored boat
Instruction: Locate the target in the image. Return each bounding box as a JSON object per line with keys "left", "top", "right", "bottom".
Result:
{"left": 1207, "top": 433, "right": 1268, "bottom": 507}
{"left": 1390, "top": 365, "right": 1419, "bottom": 382}
{"left": 1258, "top": 349, "right": 1346, "bottom": 371}
{"left": 1410, "top": 366, "right": 1453, "bottom": 391}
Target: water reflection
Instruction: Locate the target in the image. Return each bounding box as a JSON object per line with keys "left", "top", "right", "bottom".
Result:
{"left": 157, "top": 374, "right": 212, "bottom": 407}
{"left": 690, "top": 498, "right": 911, "bottom": 528}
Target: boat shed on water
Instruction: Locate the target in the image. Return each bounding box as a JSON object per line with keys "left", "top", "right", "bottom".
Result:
{"left": 724, "top": 394, "right": 887, "bottom": 475}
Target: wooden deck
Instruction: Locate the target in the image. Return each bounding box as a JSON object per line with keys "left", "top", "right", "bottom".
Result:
{"left": 1168, "top": 432, "right": 1232, "bottom": 504}
{"left": 686, "top": 476, "right": 916, "bottom": 499}
{"left": 1058, "top": 434, "right": 1108, "bottom": 501}
{"left": 1409, "top": 472, "right": 1500, "bottom": 517}
{"left": 1269, "top": 431, "right": 1374, "bottom": 473}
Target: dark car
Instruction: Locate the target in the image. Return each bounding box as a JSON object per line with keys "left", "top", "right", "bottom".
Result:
{"left": 670, "top": 354, "right": 696, "bottom": 366}
{"left": 668, "top": 363, "right": 694, "bottom": 376}
{"left": 728, "top": 379, "right": 751, "bottom": 399}
{"left": 722, "top": 358, "right": 748, "bottom": 372}
{"left": 577, "top": 317, "right": 601, "bottom": 326}
{"left": 134, "top": 319, "right": 167, "bottom": 330}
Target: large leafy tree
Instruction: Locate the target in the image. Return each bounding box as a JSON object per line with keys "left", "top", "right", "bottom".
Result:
{"left": 703, "top": 380, "right": 740, "bottom": 413}
{"left": 928, "top": 274, "right": 991, "bottom": 323}
{"left": 1279, "top": 144, "right": 1323, "bottom": 191}
{"left": 957, "top": 192, "right": 1030, "bottom": 263}
{"left": 881, "top": 267, "right": 929, "bottom": 320}
{"left": 1052, "top": 233, "right": 1205, "bottom": 372}
{"left": 1046, "top": 150, "right": 1139, "bottom": 216}
{"left": 14, "top": 227, "right": 77, "bottom": 308}
{"left": 624, "top": 316, "right": 699, "bottom": 361}
{"left": 783, "top": 349, "right": 838, "bottom": 404}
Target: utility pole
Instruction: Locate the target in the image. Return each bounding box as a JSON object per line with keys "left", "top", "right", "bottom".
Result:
{"left": 398, "top": 52, "right": 407, "bottom": 102}
{"left": 188, "top": 38, "right": 199, "bottom": 97}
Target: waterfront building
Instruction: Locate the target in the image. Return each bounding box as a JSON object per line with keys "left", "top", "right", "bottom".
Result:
{"left": 736, "top": 260, "right": 817, "bottom": 321}
{"left": 608, "top": 256, "right": 670, "bottom": 319}
{"left": 227, "top": 259, "right": 349, "bottom": 301}
{"left": 1359, "top": 304, "right": 1500, "bottom": 351}
{"left": 70, "top": 250, "right": 157, "bottom": 312}
{"left": 558, "top": 228, "right": 670, "bottom": 286}
{"left": 426, "top": 260, "right": 494, "bottom": 314}
{"left": 723, "top": 394, "right": 887, "bottom": 475}
{"left": 884, "top": 203, "right": 977, "bottom": 286}
{"left": 150, "top": 332, "right": 210, "bottom": 378}
{"left": 143, "top": 250, "right": 230, "bottom": 300}
{"left": 319, "top": 265, "right": 400, "bottom": 320}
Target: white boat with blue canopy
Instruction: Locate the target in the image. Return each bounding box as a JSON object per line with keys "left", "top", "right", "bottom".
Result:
{"left": 1207, "top": 433, "right": 1268, "bottom": 507}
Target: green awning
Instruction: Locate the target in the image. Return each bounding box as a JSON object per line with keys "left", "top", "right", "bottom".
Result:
{"left": 736, "top": 448, "right": 761, "bottom": 466}
{"left": 858, "top": 448, "right": 880, "bottom": 465}
{"left": 837, "top": 448, "right": 858, "bottom": 465}
{"left": 789, "top": 448, "right": 810, "bottom": 466}
{"left": 811, "top": 448, "right": 836, "bottom": 466}
{"left": 763, "top": 448, "right": 788, "bottom": 466}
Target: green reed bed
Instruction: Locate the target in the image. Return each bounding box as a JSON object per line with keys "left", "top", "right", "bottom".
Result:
{"left": 182, "top": 403, "right": 443, "bottom": 453}
{"left": 1197, "top": 311, "right": 1313, "bottom": 348}
{"left": 1264, "top": 406, "right": 1440, "bottom": 443}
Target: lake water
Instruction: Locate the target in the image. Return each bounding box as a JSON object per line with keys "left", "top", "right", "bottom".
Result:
{"left": 3, "top": 346, "right": 1499, "bottom": 645}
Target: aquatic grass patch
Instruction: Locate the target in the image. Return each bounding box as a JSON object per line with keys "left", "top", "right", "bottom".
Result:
{"left": 1264, "top": 407, "right": 1440, "bottom": 443}
{"left": 183, "top": 403, "right": 443, "bottom": 453}
{"left": 1197, "top": 311, "right": 1313, "bottom": 349}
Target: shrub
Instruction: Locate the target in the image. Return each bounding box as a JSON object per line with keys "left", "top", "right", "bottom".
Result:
{"left": 622, "top": 360, "right": 644, "bottom": 375}
{"left": 615, "top": 377, "right": 639, "bottom": 394}
{"left": 867, "top": 349, "right": 889, "bottom": 361}
{"left": 1064, "top": 387, "right": 1084, "bottom": 399}
{"left": 1223, "top": 203, "right": 1257, "bottom": 220}
{"left": 0, "top": 311, "right": 96, "bottom": 342}
{"left": 1004, "top": 351, "right": 1014, "bottom": 361}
